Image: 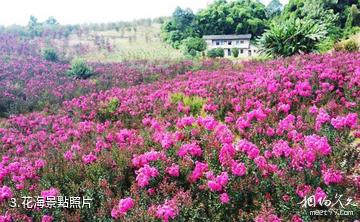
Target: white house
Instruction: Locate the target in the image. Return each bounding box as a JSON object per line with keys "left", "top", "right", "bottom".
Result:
{"left": 203, "top": 34, "right": 258, "bottom": 57}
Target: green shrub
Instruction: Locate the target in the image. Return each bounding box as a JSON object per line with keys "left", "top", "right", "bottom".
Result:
{"left": 232, "top": 48, "right": 239, "bottom": 58}
{"left": 207, "top": 48, "right": 224, "bottom": 58}
{"left": 333, "top": 42, "right": 345, "bottom": 52}
{"left": 67, "top": 58, "right": 93, "bottom": 79}
{"left": 98, "top": 98, "right": 120, "bottom": 121}
{"left": 344, "top": 40, "right": 359, "bottom": 52}
{"left": 170, "top": 93, "right": 205, "bottom": 116}
{"left": 258, "top": 18, "right": 327, "bottom": 57}
{"left": 181, "top": 37, "right": 207, "bottom": 57}
{"left": 42, "top": 47, "right": 58, "bottom": 62}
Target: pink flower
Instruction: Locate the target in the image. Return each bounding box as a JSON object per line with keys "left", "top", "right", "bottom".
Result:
{"left": 156, "top": 202, "right": 178, "bottom": 222}
{"left": 309, "top": 105, "right": 318, "bottom": 114}
{"left": 41, "top": 188, "right": 59, "bottom": 199}
{"left": 254, "top": 156, "right": 267, "bottom": 169}
{"left": 322, "top": 168, "right": 343, "bottom": 185}
{"left": 237, "top": 139, "right": 260, "bottom": 159}
{"left": 296, "top": 184, "right": 311, "bottom": 198}
{"left": 64, "top": 150, "right": 73, "bottom": 160}
{"left": 291, "top": 215, "right": 303, "bottom": 222}
{"left": 0, "top": 212, "right": 11, "bottom": 222}
{"left": 304, "top": 135, "right": 331, "bottom": 156}
{"left": 216, "top": 172, "right": 229, "bottom": 186}
{"left": 41, "top": 215, "right": 53, "bottom": 222}
{"left": 231, "top": 161, "right": 246, "bottom": 176}
{"left": 219, "top": 144, "right": 236, "bottom": 166}
{"left": 331, "top": 113, "right": 358, "bottom": 129}
{"left": 272, "top": 140, "right": 291, "bottom": 158}
{"left": 198, "top": 116, "right": 218, "bottom": 131}
{"left": 136, "top": 164, "right": 159, "bottom": 188}
{"left": 220, "top": 193, "right": 230, "bottom": 204}
{"left": 82, "top": 153, "right": 97, "bottom": 164}
{"left": 166, "top": 164, "right": 180, "bottom": 177}
{"left": 282, "top": 194, "right": 290, "bottom": 202}
{"left": 34, "top": 159, "right": 46, "bottom": 169}
{"left": 314, "top": 187, "right": 327, "bottom": 204}
{"left": 119, "top": 198, "right": 135, "bottom": 215}
{"left": 0, "top": 186, "right": 12, "bottom": 202}
{"left": 132, "top": 150, "right": 165, "bottom": 168}
{"left": 189, "top": 161, "right": 208, "bottom": 183}
{"left": 278, "top": 114, "right": 296, "bottom": 132}
{"left": 111, "top": 197, "right": 134, "bottom": 218}
{"left": 295, "top": 81, "right": 312, "bottom": 97}
{"left": 208, "top": 181, "right": 222, "bottom": 192}
{"left": 315, "top": 109, "right": 330, "bottom": 131}
{"left": 177, "top": 143, "right": 202, "bottom": 158}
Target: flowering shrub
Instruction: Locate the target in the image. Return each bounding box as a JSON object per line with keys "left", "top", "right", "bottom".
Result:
{"left": 0, "top": 52, "right": 359, "bottom": 221}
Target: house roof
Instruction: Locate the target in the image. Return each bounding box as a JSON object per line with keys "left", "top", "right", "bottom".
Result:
{"left": 203, "top": 34, "right": 252, "bottom": 40}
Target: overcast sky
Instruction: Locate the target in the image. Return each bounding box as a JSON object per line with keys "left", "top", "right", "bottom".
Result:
{"left": 0, "top": 0, "right": 289, "bottom": 26}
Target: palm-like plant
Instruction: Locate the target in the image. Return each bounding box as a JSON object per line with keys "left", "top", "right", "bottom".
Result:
{"left": 258, "top": 18, "right": 327, "bottom": 57}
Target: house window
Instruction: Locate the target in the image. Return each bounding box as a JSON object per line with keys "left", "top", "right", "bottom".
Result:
{"left": 240, "top": 49, "right": 244, "bottom": 54}
{"left": 228, "top": 41, "right": 232, "bottom": 45}
{"left": 240, "top": 40, "right": 244, "bottom": 44}
{"left": 248, "top": 50, "right": 252, "bottom": 56}
{"left": 215, "top": 41, "right": 220, "bottom": 46}
{"left": 227, "top": 48, "right": 231, "bottom": 56}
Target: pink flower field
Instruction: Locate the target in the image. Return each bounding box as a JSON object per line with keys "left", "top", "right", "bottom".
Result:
{"left": 0, "top": 45, "right": 360, "bottom": 221}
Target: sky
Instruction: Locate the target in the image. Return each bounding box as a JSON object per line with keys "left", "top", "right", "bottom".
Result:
{"left": 0, "top": 0, "right": 289, "bottom": 26}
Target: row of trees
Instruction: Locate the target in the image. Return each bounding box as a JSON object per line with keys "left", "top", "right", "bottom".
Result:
{"left": 0, "top": 16, "right": 168, "bottom": 39}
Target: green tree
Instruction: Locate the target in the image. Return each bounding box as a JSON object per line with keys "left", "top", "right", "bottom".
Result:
{"left": 161, "top": 7, "right": 198, "bottom": 48}
{"left": 45, "top": 16, "right": 59, "bottom": 26}
{"left": 181, "top": 37, "right": 207, "bottom": 57}
{"left": 266, "top": 0, "right": 283, "bottom": 18}
{"left": 258, "top": 18, "right": 327, "bottom": 57}
{"left": 28, "top": 15, "right": 43, "bottom": 37}
{"left": 196, "top": 0, "right": 268, "bottom": 37}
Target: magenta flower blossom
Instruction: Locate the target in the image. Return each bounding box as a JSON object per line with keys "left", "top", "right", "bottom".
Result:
{"left": 189, "top": 161, "right": 208, "bottom": 183}
{"left": 41, "top": 188, "right": 59, "bottom": 199}
{"left": 220, "top": 193, "right": 230, "bottom": 204}
{"left": 231, "top": 161, "right": 246, "bottom": 176}
{"left": 177, "top": 143, "right": 202, "bottom": 158}
{"left": 315, "top": 109, "right": 330, "bottom": 131}
{"left": 156, "top": 202, "right": 178, "bottom": 222}
{"left": 112, "top": 197, "right": 134, "bottom": 218}
{"left": 166, "top": 164, "right": 180, "bottom": 177}
{"left": 82, "top": 153, "right": 97, "bottom": 164}
{"left": 207, "top": 181, "right": 222, "bottom": 192}
{"left": 322, "top": 168, "right": 343, "bottom": 185}
{"left": 314, "top": 187, "right": 327, "bottom": 204}
{"left": 63, "top": 150, "right": 74, "bottom": 160}
{"left": 41, "top": 215, "right": 53, "bottom": 222}
{"left": 272, "top": 140, "right": 291, "bottom": 158}
{"left": 0, "top": 186, "right": 13, "bottom": 202}
{"left": 296, "top": 184, "right": 312, "bottom": 198}
{"left": 304, "top": 135, "right": 331, "bottom": 156}
{"left": 331, "top": 113, "right": 358, "bottom": 129}
{"left": 136, "top": 164, "right": 159, "bottom": 188}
